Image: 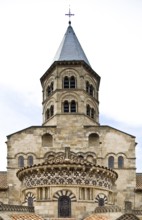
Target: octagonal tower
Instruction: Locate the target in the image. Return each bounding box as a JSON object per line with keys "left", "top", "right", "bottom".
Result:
{"left": 40, "top": 22, "right": 100, "bottom": 128}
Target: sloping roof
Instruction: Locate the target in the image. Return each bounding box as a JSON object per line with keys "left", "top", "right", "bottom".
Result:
{"left": 116, "top": 213, "right": 140, "bottom": 220}
{"left": 53, "top": 22, "right": 90, "bottom": 66}
{"left": 84, "top": 214, "right": 110, "bottom": 220}
{"left": 136, "top": 173, "right": 142, "bottom": 190}
{"left": 0, "top": 172, "right": 8, "bottom": 190}
{"left": 95, "top": 205, "right": 121, "bottom": 213}
{"left": 10, "top": 214, "right": 44, "bottom": 220}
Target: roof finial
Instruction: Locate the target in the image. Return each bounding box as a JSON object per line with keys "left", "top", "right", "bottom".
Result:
{"left": 65, "top": 6, "right": 74, "bottom": 25}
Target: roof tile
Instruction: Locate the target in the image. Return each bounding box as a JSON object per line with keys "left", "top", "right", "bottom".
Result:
{"left": 10, "top": 214, "right": 44, "bottom": 220}
{"left": 0, "top": 172, "right": 8, "bottom": 189}
{"left": 136, "top": 173, "right": 142, "bottom": 190}
{"left": 53, "top": 24, "right": 90, "bottom": 66}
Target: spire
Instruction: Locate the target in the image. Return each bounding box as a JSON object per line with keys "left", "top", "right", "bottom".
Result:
{"left": 53, "top": 23, "right": 91, "bottom": 66}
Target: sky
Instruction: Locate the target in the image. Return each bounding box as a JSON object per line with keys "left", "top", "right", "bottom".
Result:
{"left": 0, "top": 0, "right": 142, "bottom": 171}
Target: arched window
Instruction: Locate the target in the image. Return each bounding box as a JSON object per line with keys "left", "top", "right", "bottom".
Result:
{"left": 47, "top": 86, "right": 51, "bottom": 96}
{"left": 50, "top": 105, "right": 54, "bottom": 116}
{"left": 89, "top": 133, "right": 99, "bottom": 147}
{"left": 70, "top": 76, "right": 75, "bottom": 88}
{"left": 28, "top": 197, "right": 33, "bottom": 207}
{"left": 90, "top": 85, "right": 94, "bottom": 96}
{"left": 18, "top": 156, "right": 24, "bottom": 168}
{"left": 118, "top": 156, "right": 124, "bottom": 169}
{"left": 27, "top": 156, "right": 33, "bottom": 166}
{"left": 51, "top": 82, "right": 54, "bottom": 93}
{"left": 86, "top": 81, "right": 89, "bottom": 93}
{"left": 64, "top": 76, "right": 69, "bottom": 88}
{"left": 47, "top": 82, "right": 54, "bottom": 97}
{"left": 64, "top": 101, "right": 69, "bottom": 112}
{"left": 86, "top": 81, "right": 95, "bottom": 97}
{"left": 46, "top": 105, "right": 54, "bottom": 120}
{"left": 86, "top": 104, "right": 90, "bottom": 116}
{"left": 42, "top": 133, "right": 53, "bottom": 147}
{"left": 91, "top": 108, "right": 95, "bottom": 119}
{"left": 108, "top": 156, "right": 114, "bottom": 169}
{"left": 71, "top": 100, "right": 76, "bottom": 112}
{"left": 46, "top": 109, "right": 50, "bottom": 119}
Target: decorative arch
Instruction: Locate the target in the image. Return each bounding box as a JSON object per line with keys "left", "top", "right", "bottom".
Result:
{"left": 53, "top": 190, "right": 76, "bottom": 201}
{"left": 25, "top": 192, "right": 36, "bottom": 207}
{"left": 44, "top": 98, "right": 56, "bottom": 112}
{"left": 86, "top": 155, "right": 95, "bottom": 163}
{"left": 95, "top": 193, "right": 107, "bottom": 206}
{"left": 60, "top": 68, "right": 78, "bottom": 88}
{"left": 44, "top": 151, "right": 55, "bottom": 161}
{"left": 42, "top": 133, "right": 53, "bottom": 147}
{"left": 60, "top": 92, "right": 79, "bottom": 103}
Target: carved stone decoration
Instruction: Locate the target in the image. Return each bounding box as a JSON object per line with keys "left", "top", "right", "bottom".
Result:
{"left": 95, "top": 193, "right": 108, "bottom": 206}
{"left": 25, "top": 192, "right": 36, "bottom": 203}
{"left": 17, "top": 148, "right": 118, "bottom": 193}
{"left": 53, "top": 189, "right": 76, "bottom": 201}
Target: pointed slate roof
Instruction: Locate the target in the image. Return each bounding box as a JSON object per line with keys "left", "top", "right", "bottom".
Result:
{"left": 53, "top": 22, "right": 91, "bottom": 66}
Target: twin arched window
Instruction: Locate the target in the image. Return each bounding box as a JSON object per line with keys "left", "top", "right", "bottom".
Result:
{"left": 86, "top": 104, "right": 95, "bottom": 119}
{"left": 64, "top": 76, "right": 76, "bottom": 88}
{"left": 18, "top": 155, "right": 34, "bottom": 168}
{"left": 63, "top": 100, "right": 77, "bottom": 113}
{"left": 47, "top": 82, "right": 54, "bottom": 97}
{"left": 46, "top": 105, "right": 54, "bottom": 120}
{"left": 108, "top": 156, "right": 124, "bottom": 169}
{"left": 86, "top": 81, "right": 94, "bottom": 97}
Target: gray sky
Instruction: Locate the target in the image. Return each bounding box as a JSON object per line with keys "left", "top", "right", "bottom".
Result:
{"left": 0, "top": 0, "right": 142, "bottom": 171}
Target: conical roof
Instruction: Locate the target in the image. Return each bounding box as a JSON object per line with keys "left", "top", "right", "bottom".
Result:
{"left": 53, "top": 22, "right": 91, "bottom": 66}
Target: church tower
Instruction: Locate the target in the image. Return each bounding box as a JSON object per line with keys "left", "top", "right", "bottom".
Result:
{"left": 40, "top": 21, "right": 100, "bottom": 128}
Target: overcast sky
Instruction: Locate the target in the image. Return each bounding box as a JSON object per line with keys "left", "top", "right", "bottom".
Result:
{"left": 0, "top": 0, "right": 142, "bottom": 171}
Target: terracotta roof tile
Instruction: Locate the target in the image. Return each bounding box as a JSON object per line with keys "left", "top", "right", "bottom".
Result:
{"left": 0, "top": 172, "right": 8, "bottom": 189}
{"left": 116, "top": 213, "right": 140, "bottom": 220}
{"left": 84, "top": 214, "right": 109, "bottom": 220}
{"left": 136, "top": 173, "right": 142, "bottom": 190}
{"left": 10, "top": 214, "right": 44, "bottom": 220}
